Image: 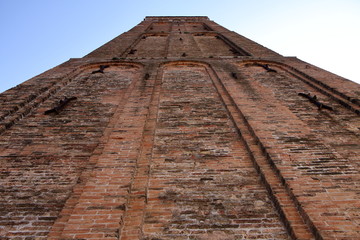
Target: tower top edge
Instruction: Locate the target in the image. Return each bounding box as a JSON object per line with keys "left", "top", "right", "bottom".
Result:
{"left": 144, "top": 16, "right": 210, "bottom": 22}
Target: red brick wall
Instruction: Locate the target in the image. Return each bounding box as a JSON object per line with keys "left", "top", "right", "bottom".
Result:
{"left": 1, "top": 16, "right": 360, "bottom": 239}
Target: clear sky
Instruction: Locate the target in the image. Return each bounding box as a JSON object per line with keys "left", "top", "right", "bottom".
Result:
{"left": 1, "top": 0, "right": 360, "bottom": 93}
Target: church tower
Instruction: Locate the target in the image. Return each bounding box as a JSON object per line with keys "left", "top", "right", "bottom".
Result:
{"left": 1, "top": 16, "right": 360, "bottom": 239}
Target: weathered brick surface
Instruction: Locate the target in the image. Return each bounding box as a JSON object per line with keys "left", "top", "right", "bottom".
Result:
{"left": 284, "top": 57, "right": 360, "bottom": 101}
{"left": 0, "top": 64, "right": 141, "bottom": 238}
{"left": 213, "top": 61, "right": 360, "bottom": 238}
{"left": 137, "top": 64, "right": 289, "bottom": 239}
{"left": 1, "top": 16, "right": 360, "bottom": 239}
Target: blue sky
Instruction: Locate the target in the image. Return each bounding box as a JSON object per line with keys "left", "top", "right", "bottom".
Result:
{"left": 1, "top": 0, "right": 360, "bottom": 93}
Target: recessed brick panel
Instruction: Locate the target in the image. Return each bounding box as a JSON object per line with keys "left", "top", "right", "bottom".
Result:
{"left": 140, "top": 64, "right": 289, "bottom": 239}
{"left": 0, "top": 65, "right": 140, "bottom": 238}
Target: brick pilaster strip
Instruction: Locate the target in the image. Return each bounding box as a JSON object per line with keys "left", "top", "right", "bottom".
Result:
{"left": 119, "top": 64, "right": 162, "bottom": 240}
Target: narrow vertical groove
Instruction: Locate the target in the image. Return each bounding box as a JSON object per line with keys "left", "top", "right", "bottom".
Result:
{"left": 164, "top": 23, "right": 172, "bottom": 57}
{"left": 141, "top": 66, "right": 163, "bottom": 236}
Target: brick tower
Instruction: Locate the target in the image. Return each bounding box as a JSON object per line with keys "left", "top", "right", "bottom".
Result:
{"left": 1, "top": 16, "right": 360, "bottom": 239}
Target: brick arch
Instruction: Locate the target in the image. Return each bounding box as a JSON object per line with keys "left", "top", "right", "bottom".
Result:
{"left": 0, "top": 61, "right": 144, "bottom": 136}
{"left": 237, "top": 60, "right": 360, "bottom": 115}
{"left": 78, "top": 61, "right": 143, "bottom": 73}
{"left": 161, "top": 60, "right": 211, "bottom": 68}
{"left": 159, "top": 60, "right": 219, "bottom": 85}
